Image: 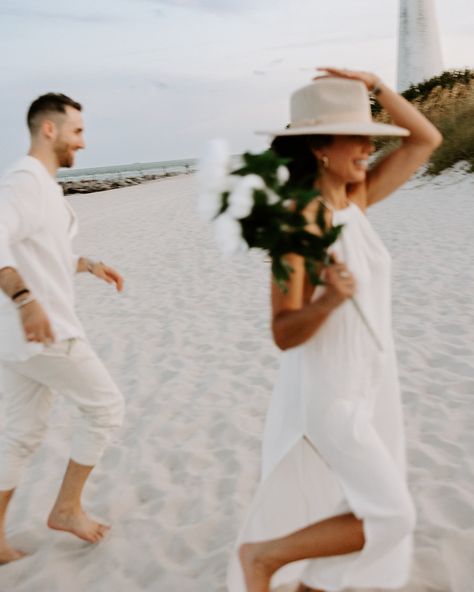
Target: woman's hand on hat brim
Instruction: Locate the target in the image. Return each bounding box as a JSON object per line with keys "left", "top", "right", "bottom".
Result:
{"left": 314, "top": 67, "right": 380, "bottom": 92}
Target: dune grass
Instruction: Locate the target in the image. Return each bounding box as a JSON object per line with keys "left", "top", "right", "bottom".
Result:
{"left": 373, "top": 69, "right": 474, "bottom": 175}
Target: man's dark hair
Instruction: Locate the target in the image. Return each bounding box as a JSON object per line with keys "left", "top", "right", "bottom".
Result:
{"left": 27, "top": 93, "right": 82, "bottom": 133}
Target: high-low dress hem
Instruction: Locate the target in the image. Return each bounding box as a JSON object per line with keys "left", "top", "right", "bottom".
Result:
{"left": 227, "top": 433, "right": 413, "bottom": 592}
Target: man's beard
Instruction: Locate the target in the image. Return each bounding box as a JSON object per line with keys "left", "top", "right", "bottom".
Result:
{"left": 54, "top": 140, "right": 74, "bottom": 168}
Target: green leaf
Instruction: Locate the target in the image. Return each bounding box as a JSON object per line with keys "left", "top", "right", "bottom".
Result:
{"left": 304, "top": 259, "right": 320, "bottom": 285}
{"left": 271, "top": 256, "right": 293, "bottom": 293}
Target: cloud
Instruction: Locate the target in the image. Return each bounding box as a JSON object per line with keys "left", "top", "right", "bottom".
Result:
{"left": 252, "top": 59, "right": 284, "bottom": 77}
{"left": 151, "top": 80, "right": 169, "bottom": 90}
{"left": 0, "top": 4, "right": 119, "bottom": 24}
{"left": 144, "top": 0, "right": 277, "bottom": 14}
{"left": 265, "top": 34, "right": 393, "bottom": 52}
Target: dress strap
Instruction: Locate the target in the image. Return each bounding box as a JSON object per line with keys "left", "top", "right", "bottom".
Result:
{"left": 318, "top": 198, "right": 335, "bottom": 212}
{"left": 318, "top": 198, "right": 352, "bottom": 213}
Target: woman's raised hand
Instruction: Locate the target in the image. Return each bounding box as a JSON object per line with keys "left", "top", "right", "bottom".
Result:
{"left": 315, "top": 67, "right": 380, "bottom": 91}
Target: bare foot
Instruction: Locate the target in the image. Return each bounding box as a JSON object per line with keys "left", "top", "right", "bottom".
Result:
{"left": 0, "top": 542, "right": 27, "bottom": 564}
{"left": 239, "top": 542, "right": 281, "bottom": 592}
{"left": 47, "top": 507, "right": 110, "bottom": 543}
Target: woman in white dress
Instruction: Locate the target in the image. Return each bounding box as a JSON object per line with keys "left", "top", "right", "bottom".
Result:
{"left": 227, "top": 68, "right": 442, "bottom": 592}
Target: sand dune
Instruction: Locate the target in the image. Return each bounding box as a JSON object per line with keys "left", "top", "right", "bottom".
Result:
{"left": 0, "top": 169, "right": 473, "bottom": 591}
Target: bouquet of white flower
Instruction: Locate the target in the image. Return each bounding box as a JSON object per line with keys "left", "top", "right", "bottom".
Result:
{"left": 198, "top": 139, "right": 384, "bottom": 351}
{"left": 198, "top": 140, "right": 343, "bottom": 291}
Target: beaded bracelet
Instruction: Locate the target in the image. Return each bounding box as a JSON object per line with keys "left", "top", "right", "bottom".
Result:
{"left": 12, "top": 288, "right": 30, "bottom": 301}
{"left": 15, "top": 294, "right": 36, "bottom": 309}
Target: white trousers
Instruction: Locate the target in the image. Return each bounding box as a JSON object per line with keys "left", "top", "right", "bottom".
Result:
{"left": 0, "top": 338, "right": 124, "bottom": 490}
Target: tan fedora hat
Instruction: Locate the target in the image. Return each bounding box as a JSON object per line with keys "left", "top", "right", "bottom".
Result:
{"left": 257, "top": 77, "right": 409, "bottom": 137}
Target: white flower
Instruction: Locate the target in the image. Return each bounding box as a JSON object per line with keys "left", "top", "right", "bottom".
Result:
{"left": 266, "top": 189, "right": 280, "bottom": 205}
{"left": 277, "top": 165, "right": 290, "bottom": 184}
{"left": 197, "top": 139, "right": 231, "bottom": 221}
{"left": 228, "top": 174, "right": 265, "bottom": 220}
{"left": 197, "top": 190, "right": 223, "bottom": 222}
{"left": 214, "top": 213, "right": 247, "bottom": 256}
{"left": 227, "top": 175, "right": 241, "bottom": 191}
{"left": 198, "top": 139, "right": 231, "bottom": 193}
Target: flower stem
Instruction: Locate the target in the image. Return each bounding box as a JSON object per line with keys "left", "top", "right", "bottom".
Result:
{"left": 350, "top": 297, "right": 385, "bottom": 352}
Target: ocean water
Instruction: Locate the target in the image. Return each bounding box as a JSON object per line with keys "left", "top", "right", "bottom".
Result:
{"left": 57, "top": 157, "right": 198, "bottom": 182}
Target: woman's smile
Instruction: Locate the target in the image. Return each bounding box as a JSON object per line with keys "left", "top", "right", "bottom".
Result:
{"left": 353, "top": 158, "right": 369, "bottom": 170}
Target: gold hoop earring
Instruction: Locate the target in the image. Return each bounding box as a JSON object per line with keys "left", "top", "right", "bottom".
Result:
{"left": 321, "top": 155, "right": 329, "bottom": 169}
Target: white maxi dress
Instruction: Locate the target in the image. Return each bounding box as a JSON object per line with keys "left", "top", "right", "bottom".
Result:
{"left": 227, "top": 202, "right": 416, "bottom": 592}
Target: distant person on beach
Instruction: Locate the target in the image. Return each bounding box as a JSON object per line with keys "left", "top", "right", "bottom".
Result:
{"left": 0, "top": 93, "right": 125, "bottom": 563}
{"left": 227, "top": 69, "right": 442, "bottom": 592}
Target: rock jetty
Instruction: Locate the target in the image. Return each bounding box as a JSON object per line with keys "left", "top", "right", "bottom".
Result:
{"left": 60, "top": 171, "right": 182, "bottom": 195}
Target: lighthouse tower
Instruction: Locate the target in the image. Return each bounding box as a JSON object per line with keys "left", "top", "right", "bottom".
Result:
{"left": 397, "top": 0, "right": 444, "bottom": 92}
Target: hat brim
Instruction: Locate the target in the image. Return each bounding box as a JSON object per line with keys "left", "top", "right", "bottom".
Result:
{"left": 256, "top": 121, "right": 410, "bottom": 138}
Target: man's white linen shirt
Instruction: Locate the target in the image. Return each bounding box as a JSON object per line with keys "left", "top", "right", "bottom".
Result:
{"left": 0, "top": 156, "right": 85, "bottom": 361}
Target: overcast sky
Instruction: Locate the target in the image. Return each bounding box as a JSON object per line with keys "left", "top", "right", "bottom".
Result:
{"left": 0, "top": 0, "right": 472, "bottom": 171}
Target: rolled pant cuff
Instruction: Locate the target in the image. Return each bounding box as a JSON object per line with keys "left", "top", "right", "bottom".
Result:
{"left": 70, "top": 447, "right": 105, "bottom": 467}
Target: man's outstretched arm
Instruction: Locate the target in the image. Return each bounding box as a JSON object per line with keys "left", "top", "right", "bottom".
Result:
{"left": 76, "top": 257, "right": 124, "bottom": 292}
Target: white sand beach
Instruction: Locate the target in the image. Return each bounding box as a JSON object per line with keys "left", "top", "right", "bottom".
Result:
{"left": 0, "top": 169, "right": 473, "bottom": 592}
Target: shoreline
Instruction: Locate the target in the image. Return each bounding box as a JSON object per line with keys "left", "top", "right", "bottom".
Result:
{"left": 59, "top": 170, "right": 192, "bottom": 195}
{"left": 59, "top": 156, "right": 472, "bottom": 196}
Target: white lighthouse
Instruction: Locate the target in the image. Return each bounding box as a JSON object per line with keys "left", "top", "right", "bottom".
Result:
{"left": 397, "top": 0, "right": 444, "bottom": 92}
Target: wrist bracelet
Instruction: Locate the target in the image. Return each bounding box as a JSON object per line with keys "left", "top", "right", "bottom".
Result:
{"left": 12, "top": 288, "right": 30, "bottom": 301}
{"left": 86, "top": 260, "right": 105, "bottom": 274}
{"left": 15, "top": 295, "right": 36, "bottom": 309}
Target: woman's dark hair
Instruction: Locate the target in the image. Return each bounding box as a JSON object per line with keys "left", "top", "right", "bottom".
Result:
{"left": 270, "top": 134, "right": 333, "bottom": 189}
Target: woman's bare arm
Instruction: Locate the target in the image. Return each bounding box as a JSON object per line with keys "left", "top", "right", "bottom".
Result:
{"left": 317, "top": 68, "right": 443, "bottom": 206}
{"left": 365, "top": 82, "right": 442, "bottom": 205}
{"left": 272, "top": 254, "right": 355, "bottom": 350}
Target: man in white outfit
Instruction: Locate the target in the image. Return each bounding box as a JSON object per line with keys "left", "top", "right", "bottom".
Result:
{"left": 0, "top": 93, "right": 125, "bottom": 563}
